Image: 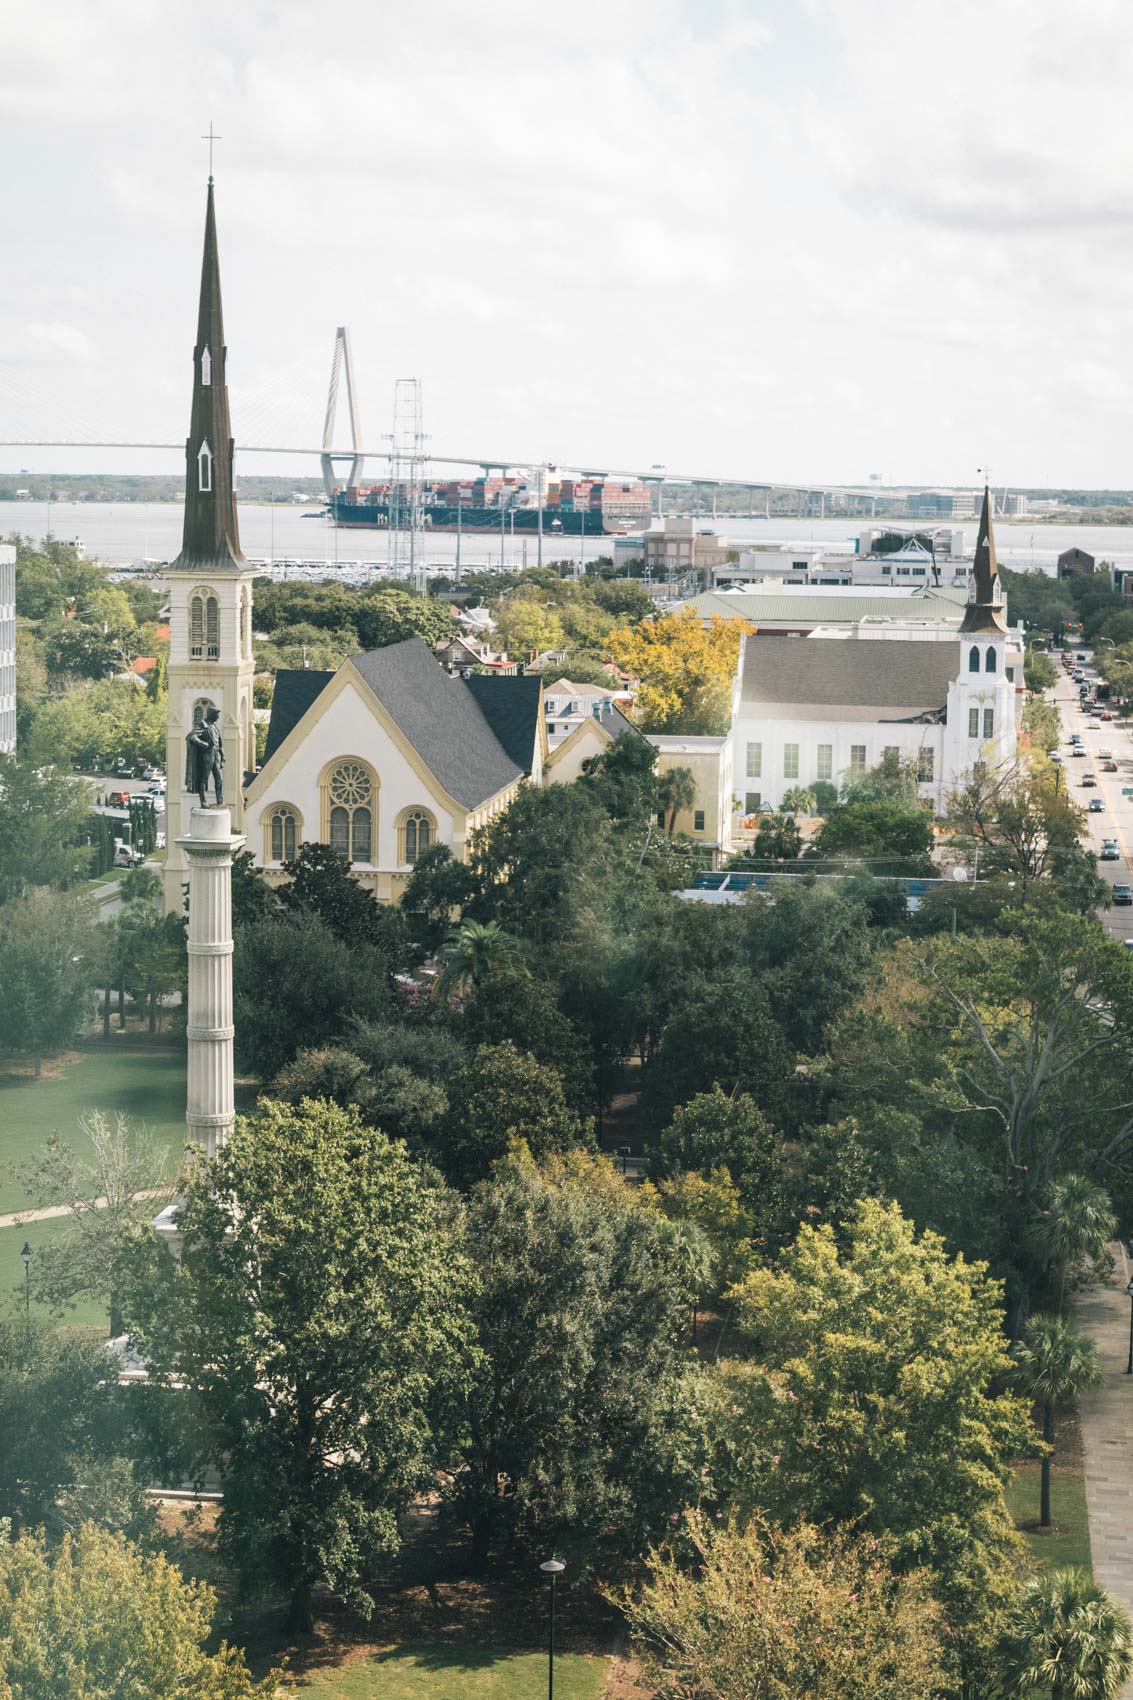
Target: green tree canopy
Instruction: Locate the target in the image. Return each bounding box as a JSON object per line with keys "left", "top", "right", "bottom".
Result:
{"left": 0, "top": 1524, "right": 278, "bottom": 1698}
{"left": 442, "top": 1040, "right": 588, "bottom": 1186}
{"left": 0, "top": 888, "right": 98, "bottom": 1073}
{"left": 233, "top": 911, "right": 392, "bottom": 1079}
{"left": 729, "top": 1198, "right": 1030, "bottom": 1686}
{"left": 127, "top": 1099, "right": 473, "bottom": 1632}
{"left": 454, "top": 1152, "right": 691, "bottom": 1567}
{"left": 0, "top": 757, "right": 92, "bottom": 903}
{"left": 620, "top": 1514, "right": 947, "bottom": 1700}
{"left": 808, "top": 797, "right": 935, "bottom": 873}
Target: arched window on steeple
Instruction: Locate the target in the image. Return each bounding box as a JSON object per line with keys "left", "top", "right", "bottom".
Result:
{"left": 190, "top": 589, "right": 220, "bottom": 660}
{"left": 985, "top": 646, "right": 997, "bottom": 672}
{"left": 968, "top": 645, "right": 980, "bottom": 672}
{"left": 198, "top": 440, "right": 213, "bottom": 492}
{"left": 201, "top": 346, "right": 211, "bottom": 386}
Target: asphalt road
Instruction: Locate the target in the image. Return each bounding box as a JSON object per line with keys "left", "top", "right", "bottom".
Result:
{"left": 1051, "top": 655, "right": 1133, "bottom": 942}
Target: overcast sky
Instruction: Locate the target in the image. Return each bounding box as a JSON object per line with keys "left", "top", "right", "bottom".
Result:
{"left": 3, "top": 0, "right": 1132, "bottom": 489}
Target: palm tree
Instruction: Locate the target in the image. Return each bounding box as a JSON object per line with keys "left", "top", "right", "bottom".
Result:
{"left": 662, "top": 1218, "right": 716, "bottom": 1342}
{"left": 997, "top": 1568, "right": 1132, "bottom": 1699}
{"left": 1011, "top": 1316, "right": 1103, "bottom": 1528}
{"left": 780, "top": 786, "right": 817, "bottom": 816}
{"left": 435, "top": 919, "right": 524, "bottom": 1000}
{"left": 1027, "top": 1175, "right": 1117, "bottom": 1313}
{"left": 657, "top": 766, "right": 697, "bottom": 836}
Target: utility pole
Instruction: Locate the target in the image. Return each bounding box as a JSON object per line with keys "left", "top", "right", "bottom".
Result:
{"left": 537, "top": 465, "right": 545, "bottom": 569}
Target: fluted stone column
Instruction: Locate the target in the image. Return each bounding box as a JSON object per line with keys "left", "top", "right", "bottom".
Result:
{"left": 180, "top": 805, "right": 244, "bottom": 1159}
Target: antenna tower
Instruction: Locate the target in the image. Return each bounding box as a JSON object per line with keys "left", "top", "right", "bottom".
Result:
{"left": 320, "top": 327, "right": 365, "bottom": 504}
{"left": 387, "top": 378, "right": 428, "bottom": 593}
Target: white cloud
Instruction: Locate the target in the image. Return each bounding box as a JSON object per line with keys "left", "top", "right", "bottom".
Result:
{"left": 1, "top": 0, "right": 1132, "bottom": 485}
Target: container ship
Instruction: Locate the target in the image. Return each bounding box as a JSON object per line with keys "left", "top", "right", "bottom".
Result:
{"left": 329, "top": 470, "right": 652, "bottom": 536}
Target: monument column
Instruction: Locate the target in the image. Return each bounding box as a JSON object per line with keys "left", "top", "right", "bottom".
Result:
{"left": 179, "top": 805, "right": 243, "bottom": 1158}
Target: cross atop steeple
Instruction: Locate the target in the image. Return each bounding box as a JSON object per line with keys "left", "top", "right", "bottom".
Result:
{"left": 171, "top": 178, "right": 244, "bottom": 573}
{"left": 960, "top": 482, "right": 1007, "bottom": 634}
{"left": 201, "top": 122, "right": 222, "bottom": 181}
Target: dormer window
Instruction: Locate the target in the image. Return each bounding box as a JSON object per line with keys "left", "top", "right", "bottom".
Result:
{"left": 201, "top": 346, "right": 211, "bottom": 386}
{"left": 198, "top": 440, "right": 213, "bottom": 492}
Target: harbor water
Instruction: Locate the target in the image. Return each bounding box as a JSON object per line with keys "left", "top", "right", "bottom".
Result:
{"left": 8, "top": 499, "right": 1133, "bottom": 581}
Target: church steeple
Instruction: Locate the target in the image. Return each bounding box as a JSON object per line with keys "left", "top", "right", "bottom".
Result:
{"left": 960, "top": 483, "right": 1007, "bottom": 634}
{"left": 172, "top": 178, "right": 244, "bottom": 572}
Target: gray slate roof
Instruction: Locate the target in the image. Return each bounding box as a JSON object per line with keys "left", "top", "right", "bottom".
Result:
{"left": 349, "top": 640, "right": 526, "bottom": 807}
{"left": 465, "top": 675, "right": 544, "bottom": 773}
{"left": 263, "top": 669, "right": 334, "bottom": 763}
{"left": 740, "top": 636, "right": 958, "bottom": 723}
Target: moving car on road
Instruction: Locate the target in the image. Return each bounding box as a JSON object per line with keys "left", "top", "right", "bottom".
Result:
{"left": 1113, "top": 883, "right": 1132, "bottom": 904}
{"left": 1103, "top": 760, "right": 1118, "bottom": 772}
{"left": 1089, "top": 797, "right": 1105, "bottom": 812}
{"left": 1080, "top": 774, "right": 1097, "bottom": 786}
{"left": 1100, "top": 840, "right": 1121, "bottom": 861}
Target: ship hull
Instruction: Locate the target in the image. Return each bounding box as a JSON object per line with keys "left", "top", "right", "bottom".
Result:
{"left": 329, "top": 499, "right": 645, "bottom": 536}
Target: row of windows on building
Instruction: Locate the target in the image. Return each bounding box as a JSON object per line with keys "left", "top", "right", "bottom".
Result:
{"left": 0, "top": 662, "right": 15, "bottom": 698}
{"left": 745, "top": 740, "right": 937, "bottom": 790}
{"left": 0, "top": 618, "right": 14, "bottom": 650}
{"left": 968, "top": 645, "right": 999, "bottom": 672}
{"left": 969, "top": 707, "right": 995, "bottom": 739}
{"left": 266, "top": 763, "right": 435, "bottom": 868}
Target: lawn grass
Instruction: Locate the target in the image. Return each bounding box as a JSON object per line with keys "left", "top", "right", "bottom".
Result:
{"left": 0, "top": 1216, "right": 109, "bottom": 1329}
{"left": 288, "top": 1643, "right": 607, "bottom": 1699}
{"left": 1006, "top": 1456, "right": 1092, "bottom": 1575}
{"left": 0, "top": 1046, "right": 187, "bottom": 1214}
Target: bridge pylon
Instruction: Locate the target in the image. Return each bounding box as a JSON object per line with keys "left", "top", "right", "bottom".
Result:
{"left": 321, "top": 326, "right": 365, "bottom": 502}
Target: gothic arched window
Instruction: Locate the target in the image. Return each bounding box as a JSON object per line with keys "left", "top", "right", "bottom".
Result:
{"left": 190, "top": 590, "right": 220, "bottom": 660}
{"left": 985, "top": 646, "right": 997, "bottom": 672}
{"left": 968, "top": 644, "right": 980, "bottom": 672}
{"left": 325, "top": 761, "right": 374, "bottom": 864}
{"left": 201, "top": 346, "right": 211, "bottom": 386}
{"left": 198, "top": 439, "right": 213, "bottom": 492}
{"left": 265, "top": 804, "right": 300, "bottom": 864}
{"left": 398, "top": 807, "right": 435, "bottom": 865}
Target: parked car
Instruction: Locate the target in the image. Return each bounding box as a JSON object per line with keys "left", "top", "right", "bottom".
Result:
{"left": 146, "top": 777, "right": 166, "bottom": 795}
{"left": 1081, "top": 774, "right": 1098, "bottom": 787}
{"left": 1114, "top": 884, "right": 1133, "bottom": 904}
{"left": 1089, "top": 797, "right": 1105, "bottom": 812}
{"left": 107, "top": 789, "right": 131, "bottom": 807}
{"left": 1101, "top": 711, "right": 1115, "bottom": 720}
{"left": 1101, "top": 840, "right": 1120, "bottom": 860}
{"left": 112, "top": 844, "right": 143, "bottom": 868}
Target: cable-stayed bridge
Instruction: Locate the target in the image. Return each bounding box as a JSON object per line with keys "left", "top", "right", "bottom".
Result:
{"left": 0, "top": 330, "right": 970, "bottom": 509}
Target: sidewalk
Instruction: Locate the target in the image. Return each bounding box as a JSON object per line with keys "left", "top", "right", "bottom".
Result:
{"left": 1074, "top": 1242, "right": 1133, "bottom": 1690}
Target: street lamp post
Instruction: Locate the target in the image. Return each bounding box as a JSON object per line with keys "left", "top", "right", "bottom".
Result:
{"left": 20, "top": 1240, "right": 31, "bottom": 1325}
{"left": 1125, "top": 1274, "right": 1133, "bottom": 1376}
{"left": 540, "top": 1558, "right": 565, "bottom": 1700}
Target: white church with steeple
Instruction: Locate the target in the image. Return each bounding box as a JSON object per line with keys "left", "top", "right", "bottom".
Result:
{"left": 729, "top": 483, "right": 1020, "bottom": 819}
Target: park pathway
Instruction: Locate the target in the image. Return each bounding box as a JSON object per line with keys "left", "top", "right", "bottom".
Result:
{"left": 1074, "top": 1242, "right": 1133, "bottom": 1695}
